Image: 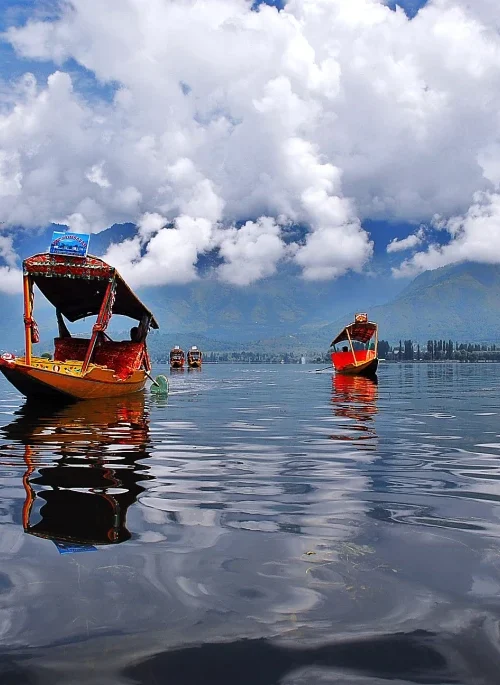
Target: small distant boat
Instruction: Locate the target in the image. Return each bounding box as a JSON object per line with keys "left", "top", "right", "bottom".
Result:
{"left": 0, "top": 243, "right": 159, "bottom": 401}
{"left": 170, "top": 346, "right": 185, "bottom": 369}
{"left": 187, "top": 346, "right": 202, "bottom": 369}
{"left": 330, "top": 313, "right": 378, "bottom": 377}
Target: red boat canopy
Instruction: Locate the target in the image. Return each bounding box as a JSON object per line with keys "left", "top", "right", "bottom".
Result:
{"left": 330, "top": 321, "right": 377, "bottom": 346}
{"left": 23, "top": 253, "right": 159, "bottom": 328}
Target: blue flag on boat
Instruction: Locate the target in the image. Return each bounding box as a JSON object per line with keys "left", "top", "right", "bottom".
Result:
{"left": 49, "top": 231, "right": 90, "bottom": 258}
{"left": 53, "top": 540, "right": 98, "bottom": 555}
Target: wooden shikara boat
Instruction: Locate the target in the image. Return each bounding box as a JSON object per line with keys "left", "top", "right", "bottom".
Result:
{"left": 330, "top": 313, "right": 378, "bottom": 377}
{"left": 187, "top": 346, "right": 202, "bottom": 369}
{"left": 0, "top": 252, "right": 159, "bottom": 401}
{"left": 170, "top": 346, "right": 185, "bottom": 369}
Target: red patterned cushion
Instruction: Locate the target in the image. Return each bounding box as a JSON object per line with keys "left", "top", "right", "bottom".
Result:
{"left": 94, "top": 342, "right": 144, "bottom": 379}
{"left": 54, "top": 338, "right": 89, "bottom": 362}
{"left": 54, "top": 338, "right": 144, "bottom": 379}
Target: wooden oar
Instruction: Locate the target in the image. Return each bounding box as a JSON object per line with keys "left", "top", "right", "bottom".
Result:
{"left": 145, "top": 370, "right": 160, "bottom": 387}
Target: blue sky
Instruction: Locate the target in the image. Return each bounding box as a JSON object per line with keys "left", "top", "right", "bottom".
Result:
{"left": 386, "top": 0, "right": 428, "bottom": 17}
{"left": 0, "top": 1, "right": 118, "bottom": 102}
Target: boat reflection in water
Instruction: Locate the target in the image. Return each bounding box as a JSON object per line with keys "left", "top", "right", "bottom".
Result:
{"left": 5, "top": 395, "right": 152, "bottom": 549}
{"left": 330, "top": 373, "right": 378, "bottom": 443}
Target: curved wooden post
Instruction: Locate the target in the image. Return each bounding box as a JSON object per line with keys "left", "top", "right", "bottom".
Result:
{"left": 82, "top": 279, "right": 115, "bottom": 374}
{"left": 346, "top": 328, "right": 357, "bottom": 365}
{"left": 23, "top": 275, "right": 32, "bottom": 366}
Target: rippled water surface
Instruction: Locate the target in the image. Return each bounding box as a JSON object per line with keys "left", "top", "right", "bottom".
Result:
{"left": 1, "top": 363, "right": 500, "bottom": 683}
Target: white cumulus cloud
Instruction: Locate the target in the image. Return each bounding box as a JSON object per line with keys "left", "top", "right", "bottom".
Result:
{"left": 0, "top": 235, "right": 22, "bottom": 293}
{"left": 393, "top": 192, "right": 500, "bottom": 276}
{"left": 1, "top": 0, "right": 500, "bottom": 287}
{"left": 387, "top": 226, "right": 425, "bottom": 253}
{"left": 216, "top": 217, "right": 288, "bottom": 286}
{"left": 103, "top": 214, "right": 215, "bottom": 287}
{"left": 86, "top": 162, "right": 111, "bottom": 189}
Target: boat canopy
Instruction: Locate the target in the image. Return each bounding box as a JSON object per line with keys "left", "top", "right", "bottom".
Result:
{"left": 330, "top": 321, "right": 377, "bottom": 347}
{"left": 23, "top": 253, "right": 159, "bottom": 328}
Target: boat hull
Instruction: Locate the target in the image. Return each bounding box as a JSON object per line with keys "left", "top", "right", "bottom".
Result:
{"left": 170, "top": 361, "right": 184, "bottom": 369}
{"left": 331, "top": 354, "right": 378, "bottom": 377}
{"left": 0, "top": 358, "right": 146, "bottom": 401}
{"left": 187, "top": 360, "right": 201, "bottom": 369}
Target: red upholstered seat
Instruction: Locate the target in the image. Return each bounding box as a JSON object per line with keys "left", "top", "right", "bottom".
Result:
{"left": 54, "top": 338, "right": 89, "bottom": 362}
{"left": 53, "top": 338, "right": 145, "bottom": 379}
{"left": 94, "top": 342, "right": 144, "bottom": 379}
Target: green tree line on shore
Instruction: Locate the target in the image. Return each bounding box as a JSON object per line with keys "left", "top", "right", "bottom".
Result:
{"left": 153, "top": 340, "right": 500, "bottom": 364}
{"left": 379, "top": 339, "right": 500, "bottom": 362}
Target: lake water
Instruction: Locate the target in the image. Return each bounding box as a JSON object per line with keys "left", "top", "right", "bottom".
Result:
{"left": 0, "top": 362, "right": 500, "bottom": 684}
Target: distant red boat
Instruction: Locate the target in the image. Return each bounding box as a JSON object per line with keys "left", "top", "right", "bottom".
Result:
{"left": 169, "top": 346, "right": 185, "bottom": 369}
{"left": 187, "top": 346, "right": 202, "bottom": 369}
{"left": 330, "top": 313, "right": 378, "bottom": 377}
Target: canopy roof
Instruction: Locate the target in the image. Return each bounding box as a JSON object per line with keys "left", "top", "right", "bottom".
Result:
{"left": 23, "top": 253, "right": 159, "bottom": 328}
{"left": 331, "top": 321, "right": 377, "bottom": 346}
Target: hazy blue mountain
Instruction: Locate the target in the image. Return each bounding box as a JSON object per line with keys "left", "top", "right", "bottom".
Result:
{"left": 0, "top": 295, "right": 23, "bottom": 354}
{"left": 310, "top": 262, "right": 500, "bottom": 345}
{"left": 138, "top": 265, "right": 399, "bottom": 343}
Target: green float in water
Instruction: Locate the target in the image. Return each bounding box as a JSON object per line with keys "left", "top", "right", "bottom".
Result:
{"left": 150, "top": 374, "right": 169, "bottom": 395}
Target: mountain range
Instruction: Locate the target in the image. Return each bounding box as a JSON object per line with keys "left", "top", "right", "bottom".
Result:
{"left": 1, "top": 223, "right": 498, "bottom": 353}
{"left": 277, "top": 261, "right": 500, "bottom": 352}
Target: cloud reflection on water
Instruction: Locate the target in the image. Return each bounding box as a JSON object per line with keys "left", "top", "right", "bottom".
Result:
{"left": 0, "top": 366, "right": 499, "bottom": 683}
